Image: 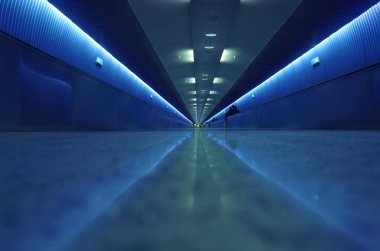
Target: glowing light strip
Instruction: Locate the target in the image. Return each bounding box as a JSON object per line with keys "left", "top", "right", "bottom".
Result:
{"left": 206, "top": 1, "right": 380, "bottom": 124}
{"left": 7, "top": 0, "right": 191, "bottom": 124}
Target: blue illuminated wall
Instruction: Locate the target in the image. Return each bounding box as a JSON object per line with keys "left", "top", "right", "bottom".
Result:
{"left": 207, "top": 2, "right": 380, "bottom": 129}
{"left": 0, "top": 0, "right": 191, "bottom": 130}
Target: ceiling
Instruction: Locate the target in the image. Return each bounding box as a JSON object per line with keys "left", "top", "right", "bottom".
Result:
{"left": 127, "top": 0, "right": 302, "bottom": 123}
{"left": 49, "top": 0, "right": 380, "bottom": 124}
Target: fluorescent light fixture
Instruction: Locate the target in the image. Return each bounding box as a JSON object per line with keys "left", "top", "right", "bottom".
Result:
{"left": 189, "top": 98, "right": 197, "bottom": 101}
{"left": 220, "top": 49, "right": 237, "bottom": 63}
{"left": 205, "top": 33, "right": 217, "bottom": 37}
{"left": 205, "top": 103, "right": 211, "bottom": 106}
{"left": 213, "top": 77, "right": 223, "bottom": 84}
{"left": 178, "top": 49, "right": 194, "bottom": 62}
{"left": 201, "top": 90, "right": 208, "bottom": 93}
{"left": 205, "top": 46, "right": 214, "bottom": 49}
{"left": 188, "top": 91, "right": 196, "bottom": 94}
{"left": 202, "top": 74, "right": 209, "bottom": 77}
{"left": 210, "top": 91, "right": 218, "bottom": 94}
{"left": 185, "top": 77, "right": 196, "bottom": 84}
{"left": 207, "top": 98, "right": 213, "bottom": 101}
{"left": 202, "top": 78, "right": 208, "bottom": 81}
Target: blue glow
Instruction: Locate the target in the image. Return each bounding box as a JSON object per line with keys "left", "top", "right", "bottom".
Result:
{"left": 0, "top": 0, "right": 191, "bottom": 124}
{"left": 45, "top": 1, "right": 192, "bottom": 124}
{"left": 205, "top": 1, "right": 380, "bottom": 124}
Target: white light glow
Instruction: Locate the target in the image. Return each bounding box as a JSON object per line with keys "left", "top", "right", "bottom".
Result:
{"left": 213, "top": 77, "right": 223, "bottom": 84}
{"left": 220, "top": 49, "right": 237, "bottom": 63}
{"left": 185, "top": 77, "right": 196, "bottom": 84}
{"left": 205, "top": 33, "right": 217, "bottom": 37}
{"left": 205, "top": 46, "right": 214, "bottom": 49}
{"left": 188, "top": 91, "right": 196, "bottom": 94}
{"left": 178, "top": 49, "right": 194, "bottom": 63}
{"left": 210, "top": 91, "right": 218, "bottom": 95}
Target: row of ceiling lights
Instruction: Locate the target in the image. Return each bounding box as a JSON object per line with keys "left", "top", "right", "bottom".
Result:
{"left": 185, "top": 32, "right": 237, "bottom": 120}
{"left": 188, "top": 32, "right": 219, "bottom": 117}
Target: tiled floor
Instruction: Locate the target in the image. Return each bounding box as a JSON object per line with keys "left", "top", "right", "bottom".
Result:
{"left": 1, "top": 130, "right": 379, "bottom": 251}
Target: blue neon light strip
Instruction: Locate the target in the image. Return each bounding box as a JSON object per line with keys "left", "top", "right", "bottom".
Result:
{"left": 0, "top": 0, "right": 191, "bottom": 124}
{"left": 206, "top": 1, "right": 380, "bottom": 124}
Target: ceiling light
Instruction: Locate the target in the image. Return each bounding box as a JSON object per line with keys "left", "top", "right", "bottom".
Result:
{"left": 220, "top": 49, "right": 237, "bottom": 63}
{"left": 207, "top": 98, "right": 213, "bottom": 101}
{"left": 185, "top": 77, "right": 196, "bottom": 84}
{"left": 189, "top": 98, "right": 197, "bottom": 101}
{"left": 205, "top": 33, "right": 217, "bottom": 37}
{"left": 178, "top": 49, "right": 194, "bottom": 63}
{"left": 205, "top": 46, "right": 214, "bottom": 49}
{"left": 202, "top": 74, "right": 209, "bottom": 77}
{"left": 202, "top": 78, "right": 208, "bottom": 81}
{"left": 188, "top": 91, "right": 196, "bottom": 94}
{"left": 210, "top": 91, "right": 217, "bottom": 95}
{"left": 213, "top": 77, "right": 223, "bottom": 84}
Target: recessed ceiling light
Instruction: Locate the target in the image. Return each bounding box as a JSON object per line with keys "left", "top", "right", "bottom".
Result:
{"left": 205, "top": 33, "right": 217, "bottom": 37}
{"left": 210, "top": 91, "right": 217, "bottom": 95}
{"left": 185, "top": 77, "right": 196, "bottom": 84}
{"left": 220, "top": 49, "right": 238, "bottom": 63}
{"left": 178, "top": 49, "right": 194, "bottom": 63}
{"left": 213, "top": 77, "right": 223, "bottom": 84}
{"left": 202, "top": 78, "right": 208, "bottom": 81}
{"left": 205, "top": 46, "right": 214, "bottom": 49}
{"left": 202, "top": 74, "right": 209, "bottom": 77}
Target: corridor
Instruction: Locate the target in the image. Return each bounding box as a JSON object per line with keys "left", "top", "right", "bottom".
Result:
{"left": 1, "top": 0, "right": 380, "bottom": 250}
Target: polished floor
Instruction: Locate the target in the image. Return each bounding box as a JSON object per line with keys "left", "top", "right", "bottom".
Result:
{"left": 0, "top": 130, "right": 379, "bottom": 251}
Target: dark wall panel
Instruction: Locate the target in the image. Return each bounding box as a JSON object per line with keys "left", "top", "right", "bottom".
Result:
{"left": 0, "top": 35, "right": 20, "bottom": 128}
{"left": 222, "top": 67, "right": 380, "bottom": 129}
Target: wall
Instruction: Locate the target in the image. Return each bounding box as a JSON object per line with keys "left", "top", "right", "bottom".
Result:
{"left": 0, "top": 33, "right": 188, "bottom": 131}
{"left": 0, "top": 0, "right": 191, "bottom": 131}
{"left": 207, "top": 2, "right": 380, "bottom": 129}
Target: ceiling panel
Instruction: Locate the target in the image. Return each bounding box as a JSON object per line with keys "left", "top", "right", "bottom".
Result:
{"left": 128, "top": 0, "right": 302, "bottom": 122}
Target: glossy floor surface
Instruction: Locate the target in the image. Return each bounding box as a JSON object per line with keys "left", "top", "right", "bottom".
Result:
{"left": 1, "top": 130, "right": 379, "bottom": 251}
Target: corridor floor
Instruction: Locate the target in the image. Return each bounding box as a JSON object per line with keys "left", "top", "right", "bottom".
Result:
{"left": 1, "top": 130, "right": 379, "bottom": 251}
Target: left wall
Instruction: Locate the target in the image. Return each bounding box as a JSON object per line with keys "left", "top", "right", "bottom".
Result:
{"left": 0, "top": 0, "right": 191, "bottom": 131}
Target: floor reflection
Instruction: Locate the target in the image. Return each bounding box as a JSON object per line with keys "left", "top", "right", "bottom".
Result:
{"left": 206, "top": 129, "right": 380, "bottom": 251}
{"left": 65, "top": 130, "right": 362, "bottom": 251}
{"left": 0, "top": 131, "right": 190, "bottom": 251}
